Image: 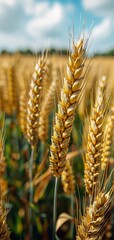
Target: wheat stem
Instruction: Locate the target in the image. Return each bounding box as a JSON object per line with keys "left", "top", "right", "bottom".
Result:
{"left": 70, "top": 194, "right": 74, "bottom": 238}
{"left": 29, "top": 146, "right": 35, "bottom": 239}
{"left": 53, "top": 177, "right": 59, "bottom": 240}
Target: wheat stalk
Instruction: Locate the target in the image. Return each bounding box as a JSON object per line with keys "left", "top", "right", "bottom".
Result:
{"left": 0, "top": 139, "right": 6, "bottom": 177}
{"left": 26, "top": 57, "right": 46, "bottom": 238}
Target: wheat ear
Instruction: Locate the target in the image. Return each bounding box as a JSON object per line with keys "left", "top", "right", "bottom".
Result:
{"left": 7, "top": 65, "right": 19, "bottom": 114}
{"left": 0, "top": 204, "right": 10, "bottom": 240}
{"left": 0, "top": 84, "right": 4, "bottom": 113}
{"left": 61, "top": 159, "right": 75, "bottom": 195}
{"left": 101, "top": 106, "right": 114, "bottom": 170}
{"left": 19, "top": 90, "right": 27, "bottom": 137}
{"left": 26, "top": 57, "right": 46, "bottom": 146}
{"left": 26, "top": 57, "right": 46, "bottom": 238}
{"left": 42, "top": 60, "right": 52, "bottom": 100}
{"left": 38, "top": 68, "right": 57, "bottom": 142}
{"left": 0, "top": 131, "right": 7, "bottom": 198}
{"left": 49, "top": 38, "right": 86, "bottom": 177}
{"left": 84, "top": 76, "right": 106, "bottom": 195}
{"left": 76, "top": 187, "right": 113, "bottom": 240}
{"left": 1, "top": 68, "right": 10, "bottom": 115}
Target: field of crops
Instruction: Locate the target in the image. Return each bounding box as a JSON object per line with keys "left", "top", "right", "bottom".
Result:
{"left": 0, "top": 39, "right": 114, "bottom": 240}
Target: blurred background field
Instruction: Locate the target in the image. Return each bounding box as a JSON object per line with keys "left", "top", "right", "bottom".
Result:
{"left": 0, "top": 52, "right": 114, "bottom": 239}
{"left": 0, "top": 0, "right": 114, "bottom": 239}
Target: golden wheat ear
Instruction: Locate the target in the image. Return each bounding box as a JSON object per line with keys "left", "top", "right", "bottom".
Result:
{"left": 7, "top": 65, "right": 19, "bottom": 115}
{"left": 1, "top": 67, "right": 12, "bottom": 115}
{"left": 0, "top": 124, "right": 8, "bottom": 199}
{"left": 26, "top": 56, "right": 46, "bottom": 147}
{"left": 38, "top": 67, "right": 58, "bottom": 142}
{"left": 61, "top": 159, "right": 75, "bottom": 195}
{"left": 84, "top": 75, "right": 107, "bottom": 196}
{"left": 49, "top": 37, "right": 88, "bottom": 177}
{"left": 19, "top": 90, "right": 27, "bottom": 137}
{"left": 0, "top": 83, "right": 4, "bottom": 113}
{"left": 42, "top": 60, "right": 52, "bottom": 101}
{"left": 0, "top": 125, "right": 10, "bottom": 239}
{"left": 101, "top": 104, "right": 114, "bottom": 170}
{"left": 76, "top": 186, "right": 113, "bottom": 240}
{"left": 0, "top": 203, "right": 10, "bottom": 240}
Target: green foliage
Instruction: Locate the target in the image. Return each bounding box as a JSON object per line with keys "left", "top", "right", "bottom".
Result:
{"left": 0, "top": 111, "right": 85, "bottom": 239}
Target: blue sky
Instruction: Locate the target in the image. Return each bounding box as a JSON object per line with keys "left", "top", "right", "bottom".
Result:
{"left": 0, "top": 0, "right": 114, "bottom": 53}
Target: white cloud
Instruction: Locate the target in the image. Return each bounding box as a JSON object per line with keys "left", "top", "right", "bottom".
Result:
{"left": 92, "top": 18, "right": 111, "bottom": 42}
{"left": 26, "top": 2, "right": 64, "bottom": 37}
{"left": 0, "top": 0, "right": 75, "bottom": 50}
{"left": 1, "top": 0, "right": 113, "bottom": 53}
{"left": 0, "top": 0, "right": 27, "bottom": 32}
{"left": 82, "top": 0, "right": 114, "bottom": 16}
{"left": 0, "top": 0, "right": 16, "bottom": 7}
{"left": 27, "top": 2, "right": 49, "bottom": 15}
{"left": 82, "top": 0, "right": 114, "bottom": 52}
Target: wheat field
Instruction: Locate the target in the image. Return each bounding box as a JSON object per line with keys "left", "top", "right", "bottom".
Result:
{"left": 0, "top": 40, "right": 114, "bottom": 240}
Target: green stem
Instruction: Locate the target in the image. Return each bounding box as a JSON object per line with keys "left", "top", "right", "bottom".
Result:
{"left": 40, "top": 141, "right": 45, "bottom": 161}
{"left": 29, "top": 146, "right": 35, "bottom": 239}
{"left": 70, "top": 194, "right": 74, "bottom": 238}
{"left": 53, "top": 177, "right": 59, "bottom": 240}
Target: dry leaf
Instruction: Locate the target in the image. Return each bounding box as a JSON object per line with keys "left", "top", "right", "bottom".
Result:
{"left": 34, "top": 173, "right": 51, "bottom": 202}
{"left": 34, "top": 149, "right": 49, "bottom": 181}
{"left": 34, "top": 168, "right": 51, "bottom": 186}
{"left": 56, "top": 213, "right": 74, "bottom": 232}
